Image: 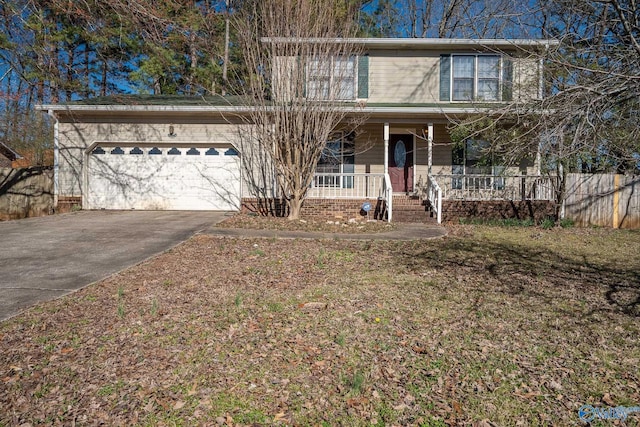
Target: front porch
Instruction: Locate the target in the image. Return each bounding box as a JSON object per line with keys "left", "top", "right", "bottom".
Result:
{"left": 245, "top": 122, "right": 557, "bottom": 223}
{"left": 302, "top": 171, "right": 557, "bottom": 223}
{"left": 307, "top": 119, "right": 560, "bottom": 222}
{"left": 421, "top": 173, "right": 558, "bottom": 223}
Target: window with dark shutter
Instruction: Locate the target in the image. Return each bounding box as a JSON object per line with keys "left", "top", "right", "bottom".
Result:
{"left": 357, "top": 55, "right": 369, "bottom": 99}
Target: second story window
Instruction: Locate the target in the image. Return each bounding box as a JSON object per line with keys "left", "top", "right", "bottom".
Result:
{"left": 441, "top": 54, "right": 512, "bottom": 102}
{"left": 307, "top": 56, "right": 356, "bottom": 101}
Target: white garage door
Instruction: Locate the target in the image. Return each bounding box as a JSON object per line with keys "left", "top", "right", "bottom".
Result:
{"left": 87, "top": 145, "right": 241, "bottom": 211}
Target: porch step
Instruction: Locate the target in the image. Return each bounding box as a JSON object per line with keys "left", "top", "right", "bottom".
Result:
{"left": 391, "top": 195, "right": 437, "bottom": 224}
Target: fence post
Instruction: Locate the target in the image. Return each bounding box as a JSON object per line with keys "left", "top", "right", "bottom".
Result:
{"left": 613, "top": 174, "right": 620, "bottom": 229}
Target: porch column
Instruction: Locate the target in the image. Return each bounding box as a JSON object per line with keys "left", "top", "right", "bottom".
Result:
{"left": 383, "top": 122, "right": 389, "bottom": 174}
{"left": 427, "top": 122, "right": 434, "bottom": 175}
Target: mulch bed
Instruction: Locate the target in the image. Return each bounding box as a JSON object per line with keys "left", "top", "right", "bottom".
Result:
{"left": 217, "top": 213, "right": 397, "bottom": 234}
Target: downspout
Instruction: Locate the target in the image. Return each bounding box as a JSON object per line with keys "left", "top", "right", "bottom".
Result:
{"left": 47, "top": 109, "right": 59, "bottom": 210}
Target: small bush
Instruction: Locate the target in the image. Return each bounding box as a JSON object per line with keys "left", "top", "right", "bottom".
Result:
{"left": 540, "top": 217, "right": 555, "bottom": 229}
{"left": 502, "top": 218, "right": 535, "bottom": 227}
{"left": 559, "top": 218, "right": 575, "bottom": 228}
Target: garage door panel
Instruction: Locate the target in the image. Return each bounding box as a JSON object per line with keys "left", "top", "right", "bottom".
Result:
{"left": 87, "top": 145, "right": 240, "bottom": 211}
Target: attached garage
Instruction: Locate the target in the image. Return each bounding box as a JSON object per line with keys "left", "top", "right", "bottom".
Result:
{"left": 36, "top": 96, "right": 260, "bottom": 213}
{"left": 85, "top": 143, "right": 241, "bottom": 211}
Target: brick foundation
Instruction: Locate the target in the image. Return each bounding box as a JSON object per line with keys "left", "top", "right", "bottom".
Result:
{"left": 441, "top": 200, "right": 556, "bottom": 223}
{"left": 56, "top": 196, "right": 82, "bottom": 214}
{"left": 242, "top": 198, "right": 387, "bottom": 220}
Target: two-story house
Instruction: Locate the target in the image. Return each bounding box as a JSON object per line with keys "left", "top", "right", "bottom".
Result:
{"left": 37, "top": 38, "right": 558, "bottom": 222}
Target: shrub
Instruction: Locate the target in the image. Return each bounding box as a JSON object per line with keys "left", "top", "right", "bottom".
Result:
{"left": 559, "top": 218, "right": 575, "bottom": 228}
{"left": 540, "top": 217, "right": 555, "bottom": 229}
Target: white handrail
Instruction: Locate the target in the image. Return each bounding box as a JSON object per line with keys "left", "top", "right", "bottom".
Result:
{"left": 384, "top": 172, "right": 392, "bottom": 222}
{"left": 427, "top": 174, "right": 442, "bottom": 223}
{"left": 434, "top": 174, "right": 556, "bottom": 201}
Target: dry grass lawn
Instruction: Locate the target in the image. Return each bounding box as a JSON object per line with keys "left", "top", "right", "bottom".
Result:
{"left": 1, "top": 224, "right": 639, "bottom": 426}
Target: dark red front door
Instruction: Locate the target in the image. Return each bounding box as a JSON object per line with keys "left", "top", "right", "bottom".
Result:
{"left": 388, "top": 134, "right": 413, "bottom": 193}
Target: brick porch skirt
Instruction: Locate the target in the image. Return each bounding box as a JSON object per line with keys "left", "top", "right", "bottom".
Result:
{"left": 241, "top": 198, "right": 387, "bottom": 220}
{"left": 441, "top": 200, "right": 556, "bottom": 222}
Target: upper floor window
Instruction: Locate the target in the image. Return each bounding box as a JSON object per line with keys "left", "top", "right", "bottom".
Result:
{"left": 441, "top": 54, "right": 512, "bottom": 102}
{"left": 307, "top": 56, "right": 356, "bottom": 101}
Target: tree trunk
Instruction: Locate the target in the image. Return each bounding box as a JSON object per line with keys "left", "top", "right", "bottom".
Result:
{"left": 288, "top": 191, "right": 304, "bottom": 220}
{"left": 222, "top": 0, "right": 230, "bottom": 96}
{"left": 555, "top": 159, "right": 567, "bottom": 221}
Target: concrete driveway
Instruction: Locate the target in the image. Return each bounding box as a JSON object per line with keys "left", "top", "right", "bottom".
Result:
{"left": 0, "top": 210, "right": 229, "bottom": 321}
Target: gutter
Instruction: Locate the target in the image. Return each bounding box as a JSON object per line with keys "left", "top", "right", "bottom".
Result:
{"left": 35, "top": 104, "right": 257, "bottom": 114}
{"left": 261, "top": 37, "right": 560, "bottom": 50}
{"left": 363, "top": 106, "right": 492, "bottom": 115}
{"left": 35, "top": 104, "right": 491, "bottom": 116}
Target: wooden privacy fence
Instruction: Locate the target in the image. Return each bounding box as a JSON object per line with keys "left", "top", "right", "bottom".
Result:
{"left": 564, "top": 173, "right": 640, "bottom": 229}
{"left": 0, "top": 166, "right": 54, "bottom": 221}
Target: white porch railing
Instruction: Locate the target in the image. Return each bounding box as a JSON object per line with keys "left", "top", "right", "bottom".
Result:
{"left": 433, "top": 174, "right": 556, "bottom": 201}
{"left": 383, "top": 172, "right": 393, "bottom": 222}
{"left": 309, "top": 173, "right": 386, "bottom": 199}
{"left": 308, "top": 173, "right": 393, "bottom": 222}
{"left": 426, "top": 174, "right": 443, "bottom": 223}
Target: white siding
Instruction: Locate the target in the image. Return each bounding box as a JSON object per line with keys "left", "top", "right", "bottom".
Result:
{"left": 368, "top": 51, "right": 440, "bottom": 103}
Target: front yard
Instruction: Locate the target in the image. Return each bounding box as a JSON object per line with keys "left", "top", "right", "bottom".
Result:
{"left": 1, "top": 225, "right": 639, "bottom": 426}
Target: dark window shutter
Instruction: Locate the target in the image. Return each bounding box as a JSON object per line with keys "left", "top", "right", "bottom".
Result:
{"left": 357, "top": 54, "right": 369, "bottom": 99}
{"left": 502, "top": 57, "right": 513, "bottom": 101}
{"left": 440, "top": 54, "right": 451, "bottom": 101}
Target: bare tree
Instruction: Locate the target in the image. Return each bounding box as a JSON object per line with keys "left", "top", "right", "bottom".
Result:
{"left": 233, "top": 0, "right": 368, "bottom": 219}
{"left": 395, "top": 0, "right": 531, "bottom": 38}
